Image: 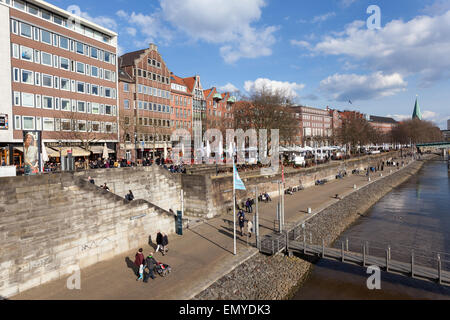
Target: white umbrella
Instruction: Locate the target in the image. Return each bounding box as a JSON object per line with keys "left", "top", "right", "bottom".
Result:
{"left": 102, "top": 143, "right": 109, "bottom": 160}
{"left": 218, "top": 139, "right": 223, "bottom": 157}
{"left": 206, "top": 140, "right": 211, "bottom": 159}
{"left": 181, "top": 142, "right": 185, "bottom": 156}
{"left": 41, "top": 140, "right": 48, "bottom": 172}
{"left": 164, "top": 142, "right": 168, "bottom": 159}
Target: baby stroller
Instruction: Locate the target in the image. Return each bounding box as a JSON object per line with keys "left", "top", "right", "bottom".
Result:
{"left": 154, "top": 262, "right": 172, "bottom": 277}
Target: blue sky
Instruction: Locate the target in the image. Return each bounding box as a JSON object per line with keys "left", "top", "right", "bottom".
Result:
{"left": 53, "top": 0, "right": 450, "bottom": 128}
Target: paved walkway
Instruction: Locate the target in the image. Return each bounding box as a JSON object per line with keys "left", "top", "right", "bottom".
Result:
{"left": 12, "top": 164, "right": 410, "bottom": 300}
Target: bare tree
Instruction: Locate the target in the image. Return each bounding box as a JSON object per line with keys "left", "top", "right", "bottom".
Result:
{"left": 233, "top": 87, "right": 299, "bottom": 145}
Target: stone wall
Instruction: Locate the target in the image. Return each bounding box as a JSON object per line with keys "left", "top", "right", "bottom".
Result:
{"left": 194, "top": 158, "right": 426, "bottom": 300}
{"left": 75, "top": 166, "right": 182, "bottom": 213}
{"left": 184, "top": 152, "right": 401, "bottom": 219}
{"left": 0, "top": 173, "right": 177, "bottom": 298}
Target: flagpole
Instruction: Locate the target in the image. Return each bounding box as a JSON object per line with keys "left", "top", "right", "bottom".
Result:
{"left": 233, "top": 148, "right": 237, "bottom": 256}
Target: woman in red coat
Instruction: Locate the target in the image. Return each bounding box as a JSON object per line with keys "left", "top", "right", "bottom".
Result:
{"left": 134, "top": 248, "right": 145, "bottom": 281}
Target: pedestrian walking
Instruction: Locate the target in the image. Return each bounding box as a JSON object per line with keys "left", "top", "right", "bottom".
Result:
{"left": 162, "top": 233, "right": 169, "bottom": 256}
{"left": 134, "top": 248, "right": 145, "bottom": 281}
{"left": 143, "top": 253, "right": 157, "bottom": 282}
{"left": 156, "top": 231, "right": 163, "bottom": 253}
{"left": 238, "top": 214, "right": 245, "bottom": 237}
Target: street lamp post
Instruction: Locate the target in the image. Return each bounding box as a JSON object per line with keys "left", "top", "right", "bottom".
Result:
{"left": 134, "top": 133, "right": 138, "bottom": 164}
{"left": 58, "top": 140, "right": 62, "bottom": 171}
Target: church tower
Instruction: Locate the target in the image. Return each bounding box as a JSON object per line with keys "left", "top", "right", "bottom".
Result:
{"left": 412, "top": 97, "right": 422, "bottom": 120}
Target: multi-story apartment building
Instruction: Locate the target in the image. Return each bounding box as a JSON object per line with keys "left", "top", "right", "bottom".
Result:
{"left": 291, "top": 106, "right": 333, "bottom": 147}
{"left": 118, "top": 43, "right": 172, "bottom": 161}
{"left": 117, "top": 67, "right": 135, "bottom": 161}
{"left": 369, "top": 115, "right": 397, "bottom": 134}
{"left": 0, "top": 0, "right": 119, "bottom": 166}
{"left": 182, "top": 75, "right": 206, "bottom": 152}
{"left": 170, "top": 73, "right": 192, "bottom": 136}
{"left": 204, "top": 87, "right": 235, "bottom": 133}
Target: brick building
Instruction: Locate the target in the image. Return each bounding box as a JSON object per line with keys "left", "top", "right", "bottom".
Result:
{"left": 204, "top": 87, "right": 235, "bottom": 134}
{"left": 182, "top": 75, "right": 206, "bottom": 151}
{"left": 290, "top": 106, "right": 334, "bottom": 147}
{"left": 170, "top": 73, "right": 192, "bottom": 136}
{"left": 368, "top": 115, "right": 398, "bottom": 134}
{"left": 0, "top": 0, "right": 119, "bottom": 165}
{"left": 118, "top": 43, "right": 172, "bottom": 161}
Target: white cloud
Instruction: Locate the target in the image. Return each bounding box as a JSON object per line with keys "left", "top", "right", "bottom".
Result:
{"left": 311, "top": 12, "right": 336, "bottom": 23}
{"left": 340, "top": 0, "right": 358, "bottom": 7}
{"left": 290, "top": 40, "right": 311, "bottom": 49}
{"left": 244, "top": 78, "right": 305, "bottom": 98}
{"left": 387, "top": 114, "right": 410, "bottom": 122}
{"left": 126, "top": 27, "right": 137, "bottom": 37}
{"left": 219, "top": 83, "right": 239, "bottom": 93}
{"left": 422, "top": 0, "right": 450, "bottom": 15}
{"left": 319, "top": 72, "right": 407, "bottom": 101}
{"left": 306, "top": 11, "right": 450, "bottom": 86}
{"left": 116, "top": 10, "right": 173, "bottom": 45}
{"left": 159, "top": 0, "right": 278, "bottom": 63}
{"left": 67, "top": 5, "right": 117, "bottom": 31}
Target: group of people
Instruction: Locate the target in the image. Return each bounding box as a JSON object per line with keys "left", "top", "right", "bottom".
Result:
{"left": 133, "top": 231, "right": 169, "bottom": 282}
{"left": 258, "top": 192, "right": 272, "bottom": 203}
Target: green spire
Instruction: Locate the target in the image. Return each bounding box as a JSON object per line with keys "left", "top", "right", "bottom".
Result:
{"left": 412, "top": 97, "right": 422, "bottom": 120}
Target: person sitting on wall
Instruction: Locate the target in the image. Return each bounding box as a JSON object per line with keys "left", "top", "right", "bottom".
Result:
{"left": 125, "top": 190, "right": 134, "bottom": 201}
{"left": 102, "top": 183, "right": 110, "bottom": 191}
{"left": 88, "top": 176, "right": 95, "bottom": 184}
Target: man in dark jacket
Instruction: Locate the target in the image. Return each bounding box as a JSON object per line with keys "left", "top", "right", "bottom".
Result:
{"left": 143, "top": 254, "right": 157, "bottom": 282}
{"left": 156, "top": 231, "right": 163, "bottom": 253}
{"left": 125, "top": 190, "right": 134, "bottom": 201}
{"left": 162, "top": 233, "right": 169, "bottom": 256}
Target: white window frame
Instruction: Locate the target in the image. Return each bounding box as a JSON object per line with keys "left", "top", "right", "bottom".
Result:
{"left": 21, "top": 69, "right": 34, "bottom": 85}
{"left": 20, "top": 45, "right": 33, "bottom": 62}
{"left": 77, "top": 101, "right": 86, "bottom": 113}
{"left": 20, "top": 22, "right": 32, "bottom": 39}
{"left": 12, "top": 43, "right": 19, "bottom": 59}
{"left": 13, "top": 91, "right": 20, "bottom": 106}
{"left": 76, "top": 61, "right": 85, "bottom": 74}
{"left": 43, "top": 117, "right": 54, "bottom": 131}
{"left": 76, "top": 81, "right": 85, "bottom": 94}
{"left": 14, "top": 115, "right": 21, "bottom": 130}
{"left": 21, "top": 92, "right": 34, "bottom": 108}
{"left": 60, "top": 78, "right": 70, "bottom": 91}
{"left": 22, "top": 116, "right": 35, "bottom": 130}
{"left": 41, "top": 51, "right": 52, "bottom": 67}
{"left": 40, "top": 29, "right": 52, "bottom": 45}
{"left": 42, "top": 96, "right": 53, "bottom": 110}
{"left": 61, "top": 98, "right": 70, "bottom": 111}
{"left": 60, "top": 57, "right": 69, "bottom": 70}
{"left": 41, "top": 74, "right": 53, "bottom": 88}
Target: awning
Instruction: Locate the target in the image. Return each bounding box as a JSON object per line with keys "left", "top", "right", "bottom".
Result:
{"left": 52, "top": 147, "right": 90, "bottom": 157}
{"left": 88, "top": 145, "right": 115, "bottom": 154}
{"left": 14, "top": 146, "right": 64, "bottom": 157}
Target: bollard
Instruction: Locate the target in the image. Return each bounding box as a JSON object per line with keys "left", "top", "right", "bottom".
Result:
{"left": 363, "top": 245, "right": 366, "bottom": 267}
{"left": 303, "top": 234, "right": 307, "bottom": 255}
{"left": 341, "top": 242, "right": 345, "bottom": 262}
{"left": 386, "top": 249, "right": 389, "bottom": 272}
{"left": 307, "top": 207, "right": 312, "bottom": 214}
{"left": 322, "top": 239, "right": 325, "bottom": 258}
{"left": 380, "top": 173, "right": 383, "bottom": 177}
{"left": 368, "top": 177, "right": 371, "bottom": 182}
{"left": 438, "top": 254, "right": 442, "bottom": 285}
{"left": 353, "top": 184, "right": 357, "bottom": 189}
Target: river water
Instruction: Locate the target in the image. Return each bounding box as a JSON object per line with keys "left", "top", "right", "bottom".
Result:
{"left": 293, "top": 160, "right": 450, "bottom": 300}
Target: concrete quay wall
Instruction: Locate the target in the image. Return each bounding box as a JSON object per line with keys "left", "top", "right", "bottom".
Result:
{"left": 194, "top": 157, "right": 426, "bottom": 300}
{"left": 185, "top": 152, "right": 402, "bottom": 219}
{"left": 0, "top": 173, "right": 176, "bottom": 298}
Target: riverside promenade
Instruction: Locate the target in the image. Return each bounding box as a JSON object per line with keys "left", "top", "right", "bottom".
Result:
{"left": 12, "top": 161, "right": 413, "bottom": 300}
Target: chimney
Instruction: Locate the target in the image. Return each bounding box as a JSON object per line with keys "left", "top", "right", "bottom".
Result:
{"left": 149, "top": 43, "right": 158, "bottom": 52}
